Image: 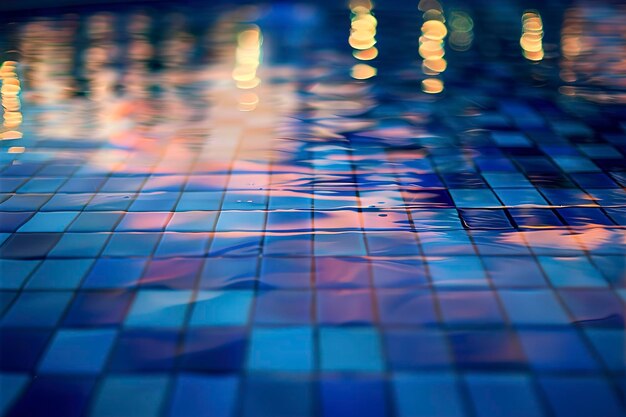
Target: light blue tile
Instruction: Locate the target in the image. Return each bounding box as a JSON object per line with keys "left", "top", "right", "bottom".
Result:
{"left": 125, "top": 290, "right": 192, "bottom": 327}
{"left": 25, "top": 259, "right": 94, "bottom": 289}
{"left": 320, "top": 327, "right": 383, "bottom": 372}
{"left": 449, "top": 189, "right": 501, "bottom": 208}
{"left": 248, "top": 327, "right": 313, "bottom": 372}
{"left": 39, "top": 329, "right": 116, "bottom": 374}
{"left": 18, "top": 211, "right": 79, "bottom": 232}
{"left": 495, "top": 189, "right": 547, "bottom": 206}
{"left": 538, "top": 256, "right": 608, "bottom": 288}
{"left": 394, "top": 373, "right": 465, "bottom": 417}
{"left": 465, "top": 373, "right": 546, "bottom": 417}
{"left": 47, "top": 233, "right": 110, "bottom": 258}
{"left": 499, "top": 290, "right": 570, "bottom": 325}
{"left": 169, "top": 374, "right": 238, "bottom": 417}
{"left": 176, "top": 192, "right": 223, "bottom": 211}
{"left": 215, "top": 211, "right": 266, "bottom": 232}
{"left": 0, "top": 373, "right": 29, "bottom": 415}
{"left": 2, "top": 291, "right": 72, "bottom": 327}
{"left": 91, "top": 375, "right": 169, "bottom": 417}
{"left": 0, "top": 260, "right": 40, "bottom": 289}
{"left": 427, "top": 257, "right": 489, "bottom": 288}
{"left": 189, "top": 290, "right": 253, "bottom": 326}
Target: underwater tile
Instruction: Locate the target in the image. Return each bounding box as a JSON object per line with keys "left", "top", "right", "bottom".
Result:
{"left": 39, "top": 329, "right": 117, "bottom": 374}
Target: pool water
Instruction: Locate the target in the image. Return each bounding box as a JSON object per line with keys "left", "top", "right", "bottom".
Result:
{"left": 0, "top": 1, "right": 625, "bottom": 416}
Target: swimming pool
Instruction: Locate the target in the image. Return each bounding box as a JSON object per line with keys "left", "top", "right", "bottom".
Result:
{"left": 0, "top": 1, "right": 625, "bottom": 416}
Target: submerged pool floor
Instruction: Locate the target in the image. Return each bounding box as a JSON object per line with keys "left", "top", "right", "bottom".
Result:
{"left": 0, "top": 1, "right": 625, "bottom": 417}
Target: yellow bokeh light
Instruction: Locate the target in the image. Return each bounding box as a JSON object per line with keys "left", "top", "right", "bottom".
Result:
{"left": 421, "top": 77, "right": 444, "bottom": 93}
{"left": 423, "top": 57, "right": 447, "bottom": 73}
{"left": 521, "top": 11, "right": 544, "bottom": 62}
{"left": 421, "top": 20, "right": 448, "bottom": 40}
{"left": 353, "top": 47, "right": 378, "bottom": 60}
{"left": 351, "top": 63, "right": 377, "bottom": 80}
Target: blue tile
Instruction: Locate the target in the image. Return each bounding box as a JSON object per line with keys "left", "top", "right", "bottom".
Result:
{"left": 176, "top": 191, "right": 223, "bottom": 211}
{"left": 18, "top": 211, "right": 79, "bottom": 232}
{"left": 320, "top": 327, "right": 383, "bottom": 372}
{"left": 0, "top": 260, "right": 40, "bottom": 289}
{"left": 190, "top": 290, "right": 253, "bottom": 326}
{"left": 419, "top": 230, "right": 475, "bottom": 255}
{"left": 125, "top": 290, "right": 192, "bottom": 327}
{"left": 1, "top": 291, "right": 72, "bottom": 327}
{"left": 25, "top": 259, "right": 94, "bottom": 289}
{"left": 385, "top": 329, "right": 451, "bottom": 370}
{"left": 248, "top": 327, "right": 314, "bottom": 372}
{"left": 181, "top": 327, "right": 246, "bottom": 372}
{"left": 140, "top": 258, "right": 202, "bottom": 289}
{"left": 427, "top": 257, "right": 489, "bottom": 288}
{"left": 449, "top": 330, "right": 526, "bottom": 370}
{"left": 499, "top": 289, "right": 570, "bottom": 325}
{"left": 242, "top": 375, "right": 313, "bottom": 417}
{"left": 199, "top": 257, "right": 258, "bottom": 289}
{"left": 481, "top": 256, "right": 546, "bottom": 287}
{"left": 209, "top": 232, "right": 262, "bottom": 256}
{"left": 102, "top": 233, "right": 161, "bottom": 256}
{"left": 371, "top": 259, "right": 428, "bottom": 288}
{"left": 48, "top": 233, "right": 110, "bottom": 257}
{"left": 465, "top": 373, "right": 546, "bottom": 417}
{"left": 321, "top": 377, "right": 388, "bottom": 417}
{"left": 438, "top": 290, "right": 505, "bottom": 326}
{"left": 109, "top": 329, "right": 179, "bottom": 372}
{"left": 154, "top": 232, "right": 210, "bottom": 257}
{"left": 393, "top": 373, "right": 465, "bottom": 417}
{"left": 91, "top": 375, "right": 169, "bottom": 417}
{"left": 128, "top": 192, "right": 179, "bottom": 211}
{"left": 538, "top": 256, "right": 608, "bottom": 288}
{"left": 0, "top": 373, "right": 30, "bottom": 416}
{"left": 254, "top": 290, "right": 312, "bottom": 324}
{"left": 495, "top": 188, "right": 547, "bottom": 206}
{"left": 41, "top": 193, "right": 92, "bottom": 211}
{"left": 409, "top": 209, "right": 463, "bottom": 229}
{"left": 63, "top": 291, "right": 133, "bottom": 326}
{"left": 39, "top": 329, "right": 117, "bottom": 374}
{"left": 377, "top": 290, "right": 438, "bottom": 325}
{"left": 457, "top": 209, "right": 513, "bottom": 229}
{"left": 518, "top": 330, "right": 598, "bottom": 371}
{"left": 259, "top": 257, "right": 312, "bottom": 289}
{"left": 68, "top": 212, "right": 123, "bottom": 232}
{"left": 584, "top": 329, "right": 626, "bottom": 372}
{"left": 0, "top": 329, "right": 52, "bottom": 371}
{"left": 317, "top": 289, "right": 374, "bottom": 325}
{"left": 315, "top": 257, "right": 370, "bottom": 288}
{"left": 449, "top": 189, "right": 501, "bottom": 208}
{"left": 5, "top": 376, "right": 95, "bottom": 417}
{"left": 538, "top": 376, "right": 625, "bottom": 417}
{"left": 169, "top": 374, "right": 238, "bottom": 417}
{"left": 559, "top": 289, "right": 624, "bottom": 327}
{"left": 314, "top": 232, "right": 367, "bottom": 256}
{"left": 82, "top": 258, "right": 147, "bottom": 289}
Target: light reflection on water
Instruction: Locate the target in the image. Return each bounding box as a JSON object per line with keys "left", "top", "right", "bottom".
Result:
{"left": 0, "top": 1, "right": 625, "bottom": 416}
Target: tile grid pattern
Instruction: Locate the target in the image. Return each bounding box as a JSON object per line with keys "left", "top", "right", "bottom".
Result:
{"left": 1, "top": 7, "right": 625, "bottom": 417}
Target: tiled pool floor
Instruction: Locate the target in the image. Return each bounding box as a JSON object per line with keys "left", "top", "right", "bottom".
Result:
{"left": 0, "top": 1, "right": 625, "bottom": 416}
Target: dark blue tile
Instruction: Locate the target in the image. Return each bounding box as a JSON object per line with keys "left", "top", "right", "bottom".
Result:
{"left": 6, "top": 376, "right": 96, "bottom": 417}
{"left": 242, "top": 375, "right": 313, "bottom": 417}
{"left": 538, "top": 376, "right": 625, "bottom": 417}
{"left": 385, "top": 329, "right": 451, "bottom": 370}
{"left": 0, "top": 329, "right": 51, "bottom": 371}
{"left": 109, "top": 329, "right": 179, "bottom": 371}
{"left": 181, "top": 327, "right": 246, "bottom": 372}
{"left": 321, "top": 377, "right": 388, "bottom": 417}
{"left": 449, "top": 330, "right": 526, "bottom": 370}
{"left": 63, "top": 291, "right": 134, "bottom": 326}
